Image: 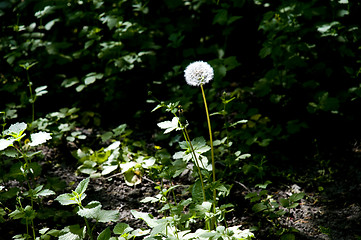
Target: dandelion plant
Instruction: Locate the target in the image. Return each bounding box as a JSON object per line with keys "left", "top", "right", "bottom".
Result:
{"left": 184, "top": 60, "right": 217, "bottom": 228}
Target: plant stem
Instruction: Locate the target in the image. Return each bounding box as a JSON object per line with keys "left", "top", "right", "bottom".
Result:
{"left": 200, "top": 84, "right": 217, "bottom": 229}
{"left": 25, "top": 70, "right": 35, "bottom": 123}
{"left": 84, "top": 217, "right": 93, "bottom": 240}
{"left": 183, "top": 128, "right": 206, "bottom": 202}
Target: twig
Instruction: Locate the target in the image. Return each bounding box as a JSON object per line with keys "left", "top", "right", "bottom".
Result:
{"left": 234, "top": 181, "right": 250, "bottom": 193}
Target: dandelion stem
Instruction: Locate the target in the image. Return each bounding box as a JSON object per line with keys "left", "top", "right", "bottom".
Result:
{"left": 200, "top": 84, "right": 217, "bottom": 228}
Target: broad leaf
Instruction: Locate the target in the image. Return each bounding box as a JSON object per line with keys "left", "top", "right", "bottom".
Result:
{"left": 131, "top": 210, "right": 158, "bottom": 228}
{"left": 97, "top": 227, "right": 111, "bottom": 240}
{"left": 55, "top": 193, "right": 83, "bottom": 206}
{"left": 77, "top": 201, "right": 119, "bottom": 223}
{"left": 3, "top": 122, "right": 27, "bottom": 138}
{"left": 113, "top": 222, "right": 133, "bottom": 235}
{"left": 0, "top": 139, "right": 14, "bottom": 151}
{"left": 252, "top": 202, "right": 267, "bottom": 213}
{"left": 289, "top": 192, "right": 305, "bottom": 203}
{"left": 59, "top": 225, "right": 86, "bottom": 240}
{"left": 29, "top": 131, "right": 52, "bottom": 146}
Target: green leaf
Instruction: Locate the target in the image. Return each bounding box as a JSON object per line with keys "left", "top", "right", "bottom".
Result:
{"left": 96, "top": 209, "right": 119, "bottom": 223}
{"left": 193, "top": 201, "right": 212, "bottom": 217}
{"left": 140, "top": 197, "right": 159, "bottom": 203}
{"left": 157, "top": 117, "right": 181, "bottom": 134}
{"left": 77, "top": 201, "right": 119, "bottom": 222}
{"left": 28, "top": 131, "right": 52, "bottom": 146}
{"left": 36, "top": 188, "right": 55, "bottom": 197}
{"left": 61, "top": 77, "right": 79, "bottom": 88}
{"left": 192, "top": 180, "right": 204, "bottom": 203}
{"left": 113, "top": 223, "right": 133, "bottom": 235}
{"left": 131, "top": 210, "right": 158, "bottom": 228}
{"left": 256, "top": 180, "right": 272, "bottom": 189}
{"left": 75, "top": 178, "right": 90, "bottom": 195}
{"left": 77, "top": 201, "right": 101, "bottom": 218}
{"left": 59, "top": 225, "right": 86, "bottom": 240}
{"left": 281, "top": 233, "right": 296, "bottom": 240}
{"left": 0, "top": 139, "right": 14, "bottom": 151}
{"left": 35, "top": 85, "right": 48, "bottom": 96}
{"left": 124, "top": 170, "right": 141, "bottom": 186}
{"left": 252, "top": 202, "right": 267, "bottom": 213}
{"left": 279, "top": 198, "right": 289, "bottom": 208}
{"left": 3, "top": 122, "right": 27, "bottom": 138}
{"left": 84, "top": 72, "right": 103, "bottom": 85}
{"left": 289, "top": 203, "right": 299, "bottom": 208}
{"left": 150, "top": 221, "right": 167, "bottom": 237}
{"left": 289, "top": 192, "right": 305, "bottom": 202}
{"left": 97, "top": 227, "right": 111, "bottom": 240}
{"left": 55, "top": 193, "right": 81, "bottom": 206}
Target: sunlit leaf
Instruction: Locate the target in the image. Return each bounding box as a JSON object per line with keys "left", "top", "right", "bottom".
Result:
{"left": 0, "top": 139, "right": 14, "bottom": 151}
{"left": 3, "top": 122, "right": 27, "bottom": 138}
{"left": 157, "top": 117, "right": 181, "bottom": 134}
{"left": 29, "top": 131, "right": 52, "bottom": 146}
{"left": 75, "top": 177, "right": 90, "bottom": 195}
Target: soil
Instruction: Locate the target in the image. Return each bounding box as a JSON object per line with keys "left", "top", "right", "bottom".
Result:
{"left": 1, "top": 139, "right": 361, "bottom": 240}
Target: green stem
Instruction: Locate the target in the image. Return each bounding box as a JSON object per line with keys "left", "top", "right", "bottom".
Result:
{"left": 26, "top": 70, "right": 35, "bottom": 123}
{"left": 84, "top": 217, "right": 93, "bottom": 240}
{"left": 173, "top": 114, "right": 207, "bottom": 203}
{"left": 183, "top": 128, "right": 206, "bottom": 202}
{"left": 200, "top": 84, "right": 217, "bottom": 229}
{"left": 31, "top": 218, "right": 36, "bottom": 240}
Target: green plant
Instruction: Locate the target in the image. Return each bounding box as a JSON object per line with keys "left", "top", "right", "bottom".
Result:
{"left": 145, "top": 61, "right": 254, "bottom": 238}
{"left": 131, "top": 209, "right": 254, "bottom": 240}
{"left": 0, "top": 122, "right": 54, "bottom": 239}
{"left": 245, "top": 181, "right": 305, "bottom": 239}
{"left": 55, "top": 177, "right": 119, "bottom": 240}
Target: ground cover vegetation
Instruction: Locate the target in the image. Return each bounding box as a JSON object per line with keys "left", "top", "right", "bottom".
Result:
{"left": 1, "top": 0, "right": 361, "bottom": 239}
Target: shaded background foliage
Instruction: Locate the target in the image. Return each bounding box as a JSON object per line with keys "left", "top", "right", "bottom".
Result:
{"left": 1, "top": 0, "right": 361, "bottom": 179}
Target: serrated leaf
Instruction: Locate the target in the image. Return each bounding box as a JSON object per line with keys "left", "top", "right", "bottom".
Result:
{"left": 131, "top": 210, "right": 158, "bottom": 228}
{"left": 96, "top": 209, "right": 119, "bottom": 223}
{"left": 77, "top": 201, "right": 102, "bottom": 218}
{"left": 192, "top": 180, "right": 204, "bottom": 203}
{"left": 3, "top": 122, "right": 27, "bottom": 138}
{"left": 37, "top": 189, "right": 55, "bottom": 197}
{"left": 28, "top": 131, "right": 52, "bottom": 146}
{"left": 75, "top": 178, "right": 90, "bottom": 195}
{"left": 192, "top": 137, "right": 207, "bottom": 149}
{"left": 0, "top": 139, "right": 14, "bottom": 151}
{"left": 77, "top": 201, "right": 119, "bottom": 223}
{"left": 55, "top": 193, "right": 81, "bottom": 206}
{"left": 157, "top": 117, "right": 181, "bottom": 134}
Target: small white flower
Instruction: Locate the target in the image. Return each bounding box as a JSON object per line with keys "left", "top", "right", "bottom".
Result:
{"left": 184, "top": 61, "right": 214, "bottom": 86}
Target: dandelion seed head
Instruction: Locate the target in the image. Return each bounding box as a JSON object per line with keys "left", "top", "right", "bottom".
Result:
{"left": 184, "top": 61, "right": 214, "bottom": 86}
